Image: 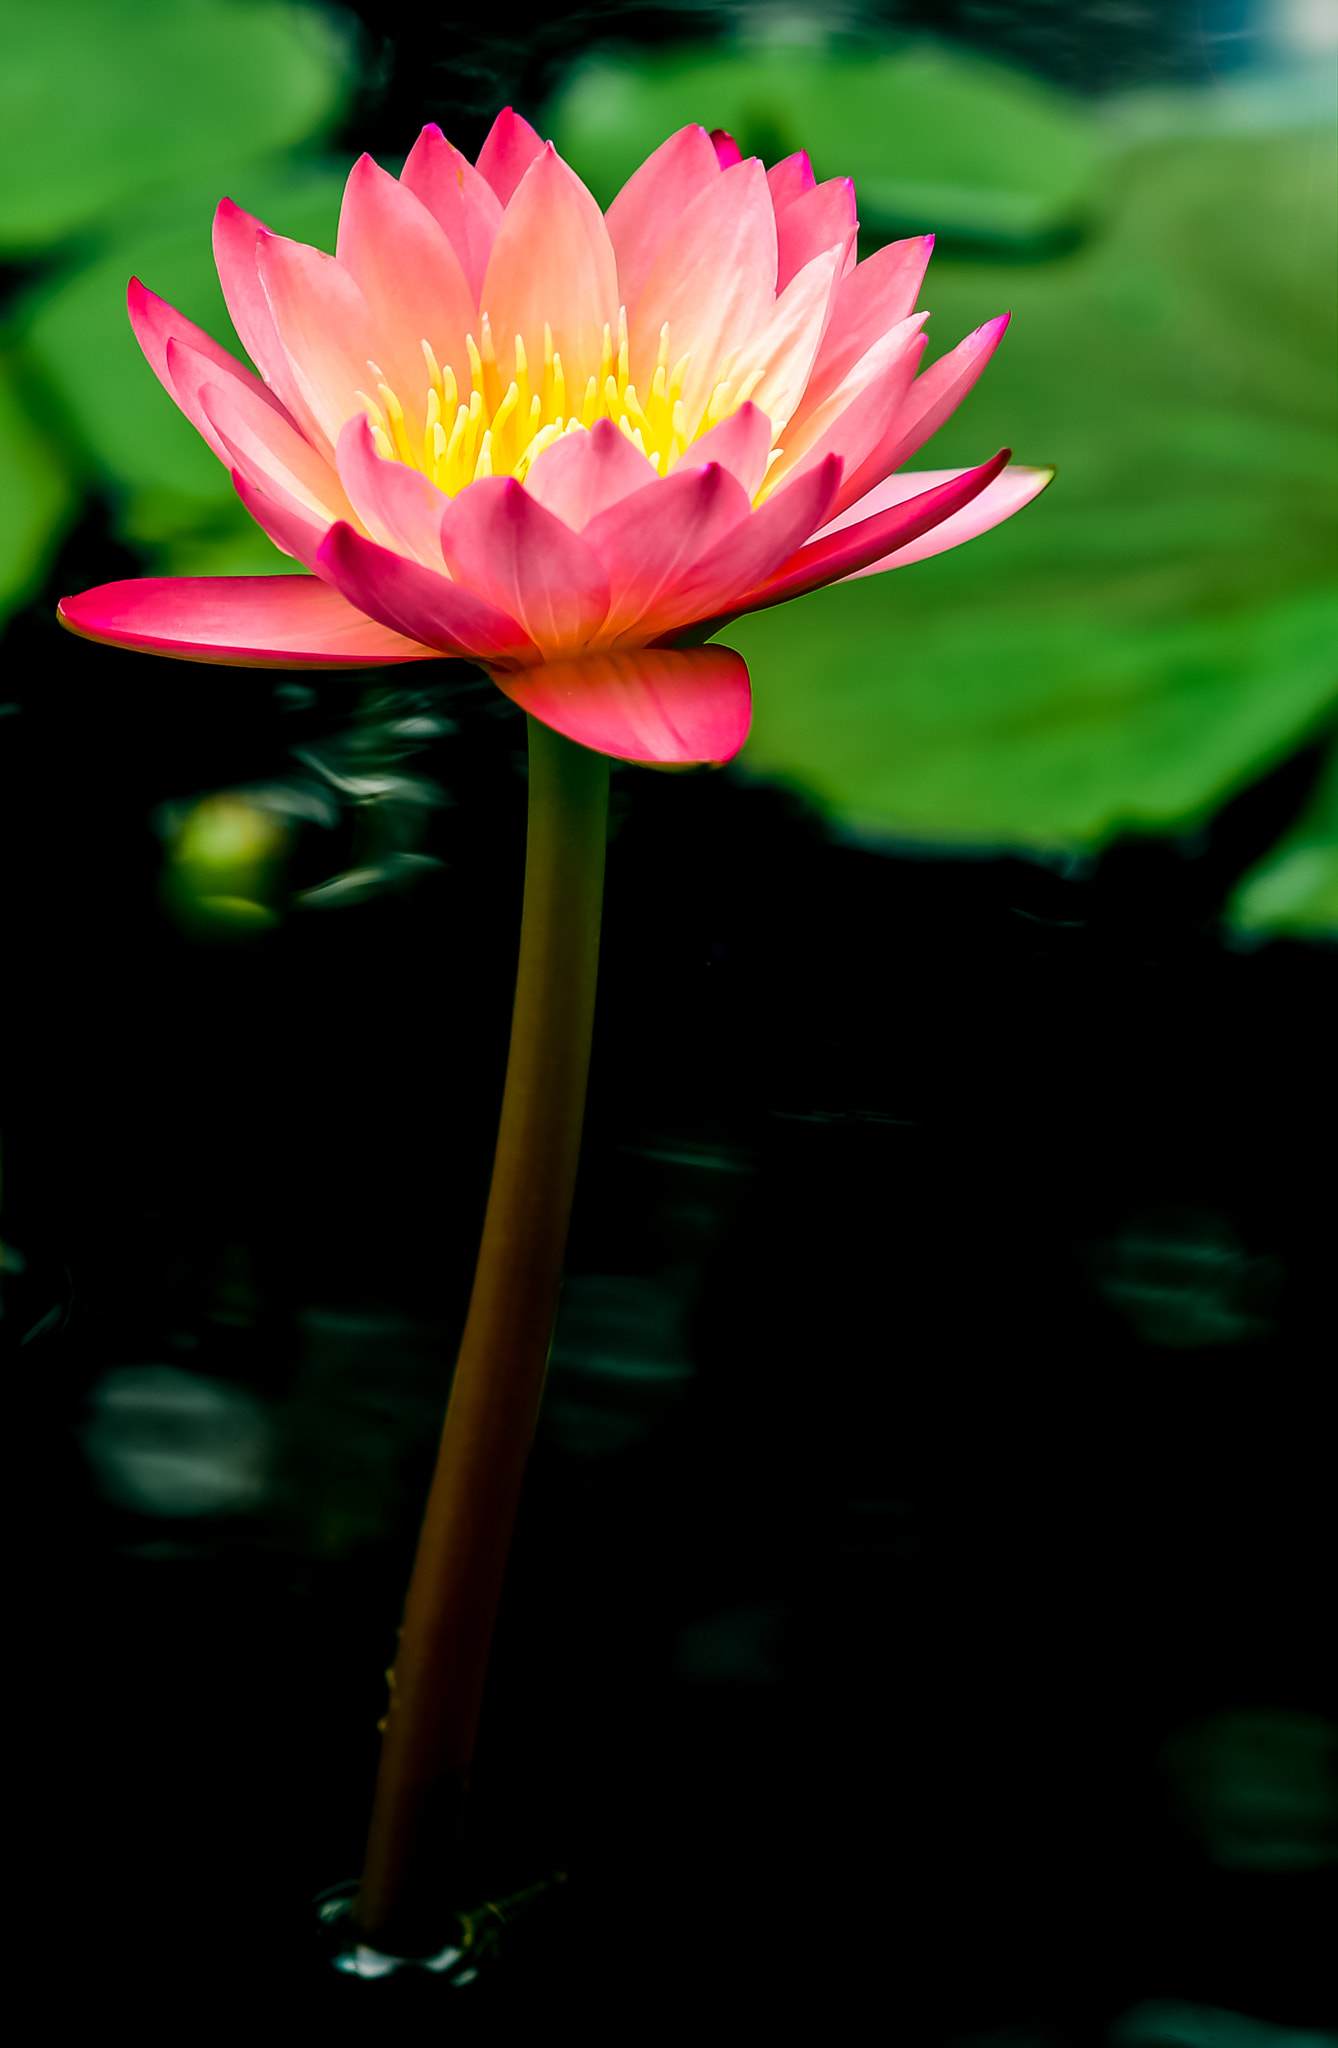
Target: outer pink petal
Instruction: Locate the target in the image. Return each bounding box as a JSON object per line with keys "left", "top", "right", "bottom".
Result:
{"left": 475, "top": 107, "right": 545, "bottom": 205}
{"left": 400, "top": 123, "right": 502, "bottom": 301}
{"left": 726, "top": 243, "right": 846, "bottom": 440}
{"left": 764, "top": 315, "right": 929, "bottom": 513}
{"left": 334, "top": 414, "right": 451, "bottom": 568}
{"left": 523, "top": 415, "right": 658, "bottom": 530}
{"left": 710, "top": 130, "right": 743, "bottom": 170}
{"left": 793, "top": 236, "right": 935, "bottom": 424}
{"left": 774, "top": 179, "right": 858, "bottom": 293}
{"left": 228, "top": 467, "right": 332, "bottom": 572}
{"left": 490, "top": 647, "right": 752, "bottom": 764}
{"left": 58, "top": 576, "right": 438, "bottom": 667}
{"left": 841, "top": 314, "right": 1011, "bottom": 510}
{"left": 629, "top": 156, "right": 777, "bottom": 432}
{"left": 213, "top": 198, "right": 312, "bottom": 425}
{"left": 638, "top": 454, "right": 844, "bottom": 644}
{"left": 604, "top": 125, "right": 722, "bottom": 318}
{"left": 581, "top": 462, "right": 753, "bottom": 639}
{"left": 828, "top": 463, "right": 1055, "bottom": 578}
{"left": 254, "top": 230, "right": 382, "bottom": 453}
{"left": 128, "top": 279, "right": 291, "bottom": 460}
{"left": 318, "top": 522, "right": 537, "bottom": 661}
{"left": 685, "top": 402, "right": 774, "bottom": 500}
{"left": 335, "top": 155, "right": 477, "bottom": 425}
{"left": 170, "top": 342, "right": 352, "bottom": 522}
{"left": 439, "top": 475, "right": 610, "bottom": 656}
{"left": 480, "top": 145, "right": 619, "bottom": 409}
{"left": 739, "top": 449, "right": 1010, "bottom": 609}
{"left": 766, "top": 151, "right": 816, "bottom": 214}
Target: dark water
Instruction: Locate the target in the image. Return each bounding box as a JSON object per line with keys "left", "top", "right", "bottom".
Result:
{"left": 4, "top": 497, "right": 1335, "bottom": 2035}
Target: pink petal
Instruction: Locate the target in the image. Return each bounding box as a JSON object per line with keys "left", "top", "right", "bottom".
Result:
{"left": 710, "top": 130, "right": 743, "bottom": 170}
{"left": 255, "top": 229, "right": 383, "bottom": 453}
{"left": 794, "top": 236, "right": 935, "bottom": 422}
{"left": 604, "top": 125, "right": 722, "bottom": 321}
{"left": 523, "top": 415, "right": 658, "bottom": 530}
{"left": 400, "top": 123, "right": 502, "bottom": 300}
{"left": 764, "top": 314, "right": 928, "bottom": 514}
{"left": 740, "top": 449, "right": 1010, "bottom": 608}
{"left": 841, "top": 313, "right": 1010, "bottom": 510}
{"left": 490, "top": 646, "right": 752, "bottom": 764}
{"left": 213, "top": 198, "right": 310, "bottom": 423}
{"left": 335, "top": 154, "right": 478, "bottom": 426}
{"left": 170, "top": 342, "right": 352, "bottom": 522}
{"left": 475, "top": 107, "right": 546, "bottom": 206}
{"left": 438, "top": 475, "right": 610, "bottom": 655}
{"left": 766, "top": 151, "right": 816, "bottom": 215}
{"left": 774, "top": 178, "right": 858, "bottom": 293}
{"left": 629, "top": 156, "right": 777, "bottom": 433}
{"left": 228, "top": 466, "right": 332, "bottom": 572}
{"left": 829, "top": 463, "right": 1054, "bottom": 578}
{"left": 128, "top": 279, "right": 291, "bottom": 459}
{"left": 725, "top": 243, "right": 846, "bottom": 440}
{"left": 335, "top": 413, "right": 451, "bottom": 568}
{"left": 58, "top": 576, "right": 438, "bottom": 667}
{"left": 638, "top": 454, "right": 844, "bottom": 644}
{"left": 318, "top": 522, "right": 537, "bottom": 661}
{"left": 685, "top": 401, "right": 774, "bottom": 500}
{"left": 480, "top": 145, "right": 619, "bottom": 412}
{"left": 581, "top": 461, "right": 752, "bottom": 639}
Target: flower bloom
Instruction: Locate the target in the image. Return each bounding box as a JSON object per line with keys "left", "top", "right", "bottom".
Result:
{"left": 59, "top": 112, "right": 1051, "bottom": 764}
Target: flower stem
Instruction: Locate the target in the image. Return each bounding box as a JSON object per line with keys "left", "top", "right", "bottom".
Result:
{"left": 354, "top": 715, "right": 609, "bottom": 1953}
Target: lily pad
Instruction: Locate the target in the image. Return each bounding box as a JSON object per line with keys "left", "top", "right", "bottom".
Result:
{"left": 0, "top": 351, "right": 75, "bottom": 626}
{"left": 728, "top": 118, "right": 1338, "bottom": 851}
{"left": 0, "top": 0, "right": 351, "bottom": 253}
{"left": 1227, "top": 741, "right": 1338, "bottom": 943}
{"left": 19, "top": 162, "right": 349, "bottom": 574}
{"left": 547, "top": 37, "right": 1099, "bottom": 250}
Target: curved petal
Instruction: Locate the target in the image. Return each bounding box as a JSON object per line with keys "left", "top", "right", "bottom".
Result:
{"left": 774, "top": 178, "right": 857, "bottom": 293}
{"left": 213, "top": 198, "right": 311, "bottom": 423}
{"left": 400, "top": 123, "right": 502, "bottom": 301}
{"left": 685, "top": 401, "right": 774, "bottom": 500}
{"left": 830, "top": 463, "right": 1055, "bottom": 578}
{"left": 490, "top": 646, "right": 751, "bottom": 764}
{"left": 523, "top": 415, "right": 658, "bottom": 530}
{"left": 475, "top": 107, "right": 545, "bottom": 205}
{"left": 710, "top": 130, "right": 743, "bottom": 170}
{"left": 438, "top": 475, "right": 610, "bottom": 656}
{"left": 630, "top": 453, "right": 843, "bottom": 644}
{"left": 335, "top": 413, "right": 451, "bottom": 568}
{"left": 480, "top": 144, "right": 619, "bottom": 411}
{"left": 228, "top": 466, "right": 332, "bottom": 572}
{"left": 58, "top": 576, "right": 438, "bottom": 667}
{"left": 318, "top": 522, "right": 537, "bottom": 661}
{"left": 841, "top": 313, "right": 1010, "bottom": 510}
{"left": 335, "top": 154, "right": 477, "bottom": 423}
{"left": 766, "top": 151, "right": 816, "bottom": 215}
{"left": 128, "top": 279, "right": 291, "bottom": 460}
{"left": 725, "top": 242, "right": 845, "bottom": 440}
{"left": 581, "top": 461, "right": 752, "bottom": 639}
{"left": 255, "top": 229, "right": 383, "bottom": 453}
{"left": 629, "top": 156, "right": 777, "bottom": 432}
{"left": 740, "top": 449, "right": 1010, "bottom": 609}
{"left": 605, "top": 125, "right": 721, "bottom": 318}
{"left": 171, "top": 342, "right": 352, "bottom": 522}
{"left": 763, "top": 314, "right": 928, "bottom": 512}
{"left": 793, "top": 236, "right": 935, "bottom": 423}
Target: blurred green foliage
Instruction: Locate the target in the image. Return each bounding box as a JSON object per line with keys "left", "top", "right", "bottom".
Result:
{"left": 160, "top": 791, "right": 290, "bottom": 935}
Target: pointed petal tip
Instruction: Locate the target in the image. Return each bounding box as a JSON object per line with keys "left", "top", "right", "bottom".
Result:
{"left": 709, "top": 128, "right": 743, "bottom": 169}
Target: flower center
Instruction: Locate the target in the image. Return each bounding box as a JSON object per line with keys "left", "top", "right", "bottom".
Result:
{"left": 356, "top": 307, "right": 768, "bottom": 495}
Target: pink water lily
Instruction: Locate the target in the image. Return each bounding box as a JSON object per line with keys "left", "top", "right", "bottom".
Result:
{"left": 59, "top": 110, "right": 1051, "bottom": 765}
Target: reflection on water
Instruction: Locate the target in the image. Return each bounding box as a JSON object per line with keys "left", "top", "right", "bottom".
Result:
{"left": 1111, "top": 2000, "right": 1338, "bottom": 2048}
{"left": 672, "top": 1600, "right": 787, "bottom": 1686}
{"left": 541, "top": 1273, "right": 696, "bottom": 1457}
{"left": 81, "top": 1363, "right": 272, "bottom": 1518}
{"left": 1088, "top": 1206, "right": 1282, "bottom": 1348}
{"left": 1161, "top": 1710, "right": 1338, "bottom": 1872}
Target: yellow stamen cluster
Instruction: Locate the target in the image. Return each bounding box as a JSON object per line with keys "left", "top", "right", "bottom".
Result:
{"left": 355, "top": 308, "right": 768, "bottom": 496}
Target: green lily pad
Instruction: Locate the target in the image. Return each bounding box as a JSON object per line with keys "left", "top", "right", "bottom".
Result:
{"left": 728, "top": 118, "right": 1338, "bottom": 851}
{"left": 1227, "top": 741, "right": 1338, "bottom": 943}
{"left": 19, "top": 162, "right": 349, "bottom": 574}
{"left": 0, "top": 351, "right": 75, "bottom": 626}
{"left": 0, "top": 0, "right": 351, "bottom": 253}
{"left": 547, "top": 37, "right": 1098, "bottom": 249}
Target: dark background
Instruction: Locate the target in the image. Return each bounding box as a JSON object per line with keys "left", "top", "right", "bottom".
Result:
{"left": 3, "top": 2, "right": 1334, "bottom": 2037}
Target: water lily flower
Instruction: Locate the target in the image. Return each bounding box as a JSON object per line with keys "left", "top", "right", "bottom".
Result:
{"left": 59, "top": 110, "right": 1049, "bottom": 767}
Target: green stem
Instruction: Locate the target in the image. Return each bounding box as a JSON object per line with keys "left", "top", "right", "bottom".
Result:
{"left": 355, "top": 715, "right": 609, "bottom": 1953}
